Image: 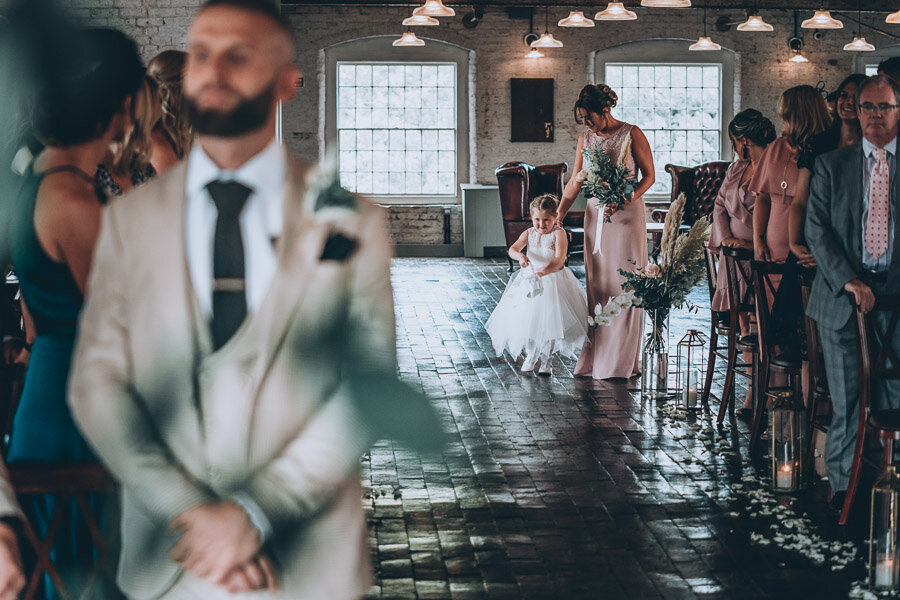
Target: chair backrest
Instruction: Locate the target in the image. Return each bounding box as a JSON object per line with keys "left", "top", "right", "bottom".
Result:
{"left": 495, "top": 161, "right": 567, "bottom": 221}
{"left": 704, "top": 246, "right": 718, "bottom": 305}
{"left": 10, "top": 462, "right": 118, "bottom": 599}
{"left": 855, "top": 295, "right": 900, "bottom": 418}
{"left": 750, "top": 260, "right": 792, "bottom": 361}
{"left": 722, "top": 246, "right": 753, "bottom": 327}
{"left": 495, "top": 162, "right": 568, "bottom": 248}
{"left": 800, "top": 268, "right": 826, "bottom": 389}
{"left": 665, "top": 161, "right": 730, "bottom": 225}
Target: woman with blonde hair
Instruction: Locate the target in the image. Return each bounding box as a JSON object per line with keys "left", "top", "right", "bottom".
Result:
{"left": 751, "top": 85, "right": 831, "bottom": 263}
{"left": 146, "top": 49, "right": 190, "bottom": 171}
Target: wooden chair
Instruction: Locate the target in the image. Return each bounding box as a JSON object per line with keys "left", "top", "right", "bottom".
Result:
{"left": 651, "top": 161, "right": 731, "bottom": 227}
{"left": 10, "top": 462, "right": 120, "bottom": 600}
{"left": 700, "top": 247, "right": 731, "bottom": 409}
{"left": 495, "top": 161, "right": 583, "bottom": 270}
{"left": 801, "top": 269, "right": 831, "bottom": 467}
{"left": 716, "top": 246, "right": 759, "bottom": 426}
{"left": 840, "top": 295, "right": 900, "bottom": 525}
{"left": 749, "top": 260, "right": 803, "bottom": 452}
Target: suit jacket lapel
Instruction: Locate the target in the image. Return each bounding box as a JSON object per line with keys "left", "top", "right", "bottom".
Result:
{"left": 241, "top": 154, "right": 327, "bottom": 380}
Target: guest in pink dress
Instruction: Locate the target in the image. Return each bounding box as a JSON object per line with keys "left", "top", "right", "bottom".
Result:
{"left": 709, "top": 109, "right": 776, "bottom": 312}
{"left": 557, "top": 84, "right": 655, "bottom": 379}
{"left": 708, "top": 109, "right": 776, "bottom": 412}
{"left": 751, "top": 85, "right": 831, "bottom": 264}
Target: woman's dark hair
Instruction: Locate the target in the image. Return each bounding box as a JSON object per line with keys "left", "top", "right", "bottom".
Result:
{"left": 573, "top": 84, "right": 618, "bottom": 123}
{"left": 829, "top": 73, "right": 866, "bottom": 125}
{"left": 34, "top": 27, "right": 144, "bottom": 147}
{"left": 728, "top": 108, "right": 777, "bottom": 148}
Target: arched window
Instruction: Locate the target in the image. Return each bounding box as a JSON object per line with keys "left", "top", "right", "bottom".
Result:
{"left": 323, "top": 36, "right": 473, "bottom": 204}
{"left": 593, "top": 39, "right": 738, "bottom": 198}
{"left": 855, "top": 44, "right": 900, "bottom": 75}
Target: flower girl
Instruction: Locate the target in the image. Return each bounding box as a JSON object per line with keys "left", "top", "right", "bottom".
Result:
{"left": 485, "top": 194, "right": 588, "bottom": 375}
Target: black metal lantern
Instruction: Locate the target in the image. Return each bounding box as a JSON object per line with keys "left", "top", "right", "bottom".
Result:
{"left": 870, "top": 465, "right": 900, "bottom": 592}
{"left": 769, "top": 390, "right": 805, "bottom": 493}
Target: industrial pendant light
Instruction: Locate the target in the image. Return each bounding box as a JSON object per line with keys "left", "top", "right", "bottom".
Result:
{"left": 403, "top": 14, "right": 439, "bottom": 26}
{"left": 525, "top": 48, "right": 545, "bottom": 58}
{"left": 558, "top": 11, "right": 595, "bottom": 27}
{"left": 737, "top": 7, "right": 774, "bottom": 32}
{"left": 844, "top": 0, "right": 874, "bottom": 51}
{"left": 887, "top": 10, "right": 900, "bottom": 24}
{"left": 690, "top": 7, "right": 721, "bottom": 50}
{"left": 801, "top": 10, "right": 843, "bottom": 29}
{"left": 595, "top": 3, "right": 637, "bottom": 21}
{"left": 641, "top": 0, "right": 691, "bottom": 8}
{"left": 531, "top": 6, "right": 564, "bottom": 48}
{"left": 393, "top": 30, "right": 425, "bottom": 46}
{"left": 412, "top": 0, "right": 455, "bottom": 18}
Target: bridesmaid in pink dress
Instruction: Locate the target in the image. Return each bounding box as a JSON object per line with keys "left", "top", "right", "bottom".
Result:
{"left": 751, "top": 85, "right": 831, "bottom": 265}
{"left": 558, "top": 84, "right": 656, "bottom": 379}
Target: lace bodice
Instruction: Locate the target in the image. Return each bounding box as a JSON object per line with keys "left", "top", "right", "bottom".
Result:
{"left": 526, "top": 227, "right": 559, "bottom": 271}
{"left": 584, "top": 123, "right": 635, "bottom": 174}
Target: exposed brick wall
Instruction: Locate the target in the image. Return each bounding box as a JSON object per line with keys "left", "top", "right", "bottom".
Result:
{"left": 385, "top": 205, "right": 462, "bottom": 245}
{"left": 60, "top": 1, "right": 889, "bottom": 246}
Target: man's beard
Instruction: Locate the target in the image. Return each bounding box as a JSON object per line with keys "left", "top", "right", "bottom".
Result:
{"left": 185, "top": 82, "right": 275, "bottom": 137}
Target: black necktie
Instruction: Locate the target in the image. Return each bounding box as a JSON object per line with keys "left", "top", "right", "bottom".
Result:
{"left": 206, "top": 180, "right": 252, "bottom": 350}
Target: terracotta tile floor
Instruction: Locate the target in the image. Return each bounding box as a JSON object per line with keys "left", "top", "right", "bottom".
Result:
{"left": 362, "top": 258, "right": 868, "bottom": 600}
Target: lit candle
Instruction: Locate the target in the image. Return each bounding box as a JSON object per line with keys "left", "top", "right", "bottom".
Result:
{"left": 776, "top": 464, "right": 793, "bottom": 489}
{"left": 683, "top": 387, "right": 698, "bottom": 408}
{"left": 875, "top": 559, "right": 895, "bottom": 588}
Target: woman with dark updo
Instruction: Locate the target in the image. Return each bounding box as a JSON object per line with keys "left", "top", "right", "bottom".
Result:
{"left": 558, "top": 83, "right": 655, "bottom": 379}
{"left": 8, "top": 27, "right": 143, "bottom": 595}
{"left": 708, "top": 109, "right": 777, "bottom": 414}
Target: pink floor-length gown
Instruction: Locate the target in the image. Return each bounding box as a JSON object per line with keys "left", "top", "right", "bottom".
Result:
{"left": 575, "top": 124, "right": 648, "bottom": 379}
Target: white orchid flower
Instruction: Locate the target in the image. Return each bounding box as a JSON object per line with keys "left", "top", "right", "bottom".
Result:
{"left": 596, "top": 314, "right": 612, "bottom": 327}
{"left": 607, "top": 303, "right": 623, "bottom": 317}
{"left": 587, "top": 316, "right": 596, "bottom": 327}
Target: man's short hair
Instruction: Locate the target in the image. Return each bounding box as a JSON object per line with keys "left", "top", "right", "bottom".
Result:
{"left": 878, "top": 56, "right": 900, "bottom": 82}
{"left": 856, "top": 73, "right": 900, "bottom": 107}
{"left": 200, "top": 0, "right": 292, "bottom": 36}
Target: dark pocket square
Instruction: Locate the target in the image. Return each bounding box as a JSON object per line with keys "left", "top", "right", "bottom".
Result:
{"left": 320, "top": 233, "right": 358, "bottom": 261}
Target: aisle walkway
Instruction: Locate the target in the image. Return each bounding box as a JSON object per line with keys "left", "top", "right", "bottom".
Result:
{"left": 363, "top": 258, "right": 863, "bottom": 600}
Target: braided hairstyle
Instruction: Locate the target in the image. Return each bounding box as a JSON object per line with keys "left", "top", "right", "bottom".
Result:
{"left": 573, "top": 84, "right": 618, "bottom": 123}
{"left": 147, "top": 49, "right": 191, "bottom": 159}
{"left": 530, "top": 193, "right": 559, "bottom": 215}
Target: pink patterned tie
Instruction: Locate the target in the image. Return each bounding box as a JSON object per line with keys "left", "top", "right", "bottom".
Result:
{"left": 866, "top": 147, "right": 890, "bottom": 259}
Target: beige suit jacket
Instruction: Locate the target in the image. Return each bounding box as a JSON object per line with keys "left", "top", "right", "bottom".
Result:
{"left": 68, "top": 152, "right": 395, "bottom": 600}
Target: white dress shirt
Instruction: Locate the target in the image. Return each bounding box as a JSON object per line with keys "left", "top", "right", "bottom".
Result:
{"left": 861, "top": 136, "right": 897, "bottom": 273}
{"left": 184, "top": 138, "right": 286, "bottom": 542}
{"left": 185, "top": 138, "right": 286, "bottom": 318}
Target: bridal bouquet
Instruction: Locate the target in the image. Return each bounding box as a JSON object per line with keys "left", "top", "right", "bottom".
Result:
{"left": 577, "top": 142, "right": 637, "bottom": 224}
{"left": 591, "top": 193, "right": 710, "bottom": 351}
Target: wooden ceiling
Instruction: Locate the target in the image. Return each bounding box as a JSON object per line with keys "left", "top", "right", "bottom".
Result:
{"left": 281, "top": 1, "right": 898, "bottom": 12}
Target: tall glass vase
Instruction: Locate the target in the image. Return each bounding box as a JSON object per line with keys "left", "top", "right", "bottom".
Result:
{"left": 641, "top": 307, "right": 670, "bottom": 398}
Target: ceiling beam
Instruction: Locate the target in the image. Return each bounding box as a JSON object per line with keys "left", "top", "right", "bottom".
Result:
{"left": 281, "top": 1, "right": 898, "bottom": 12}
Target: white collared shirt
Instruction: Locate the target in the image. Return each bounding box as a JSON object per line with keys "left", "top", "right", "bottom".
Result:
{"left": 183, "top": 139, "right": 285, "bottom": 542}
{"left": 861, "top": 136, "right": 897, "bottom": 272}
{"left": 185, "top": 138, "right": 286, "bottom": 317}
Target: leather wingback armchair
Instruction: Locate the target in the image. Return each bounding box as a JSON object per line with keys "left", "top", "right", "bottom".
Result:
{"left": 652, "top": 161, "right": 731, "bottom": 225}
{"left": 495, "top": 161, "right": 583, "bottom": 270}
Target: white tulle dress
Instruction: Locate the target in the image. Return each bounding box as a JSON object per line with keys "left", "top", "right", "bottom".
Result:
{"left": 485, "top": 227, "right": 588, "bottom": 361}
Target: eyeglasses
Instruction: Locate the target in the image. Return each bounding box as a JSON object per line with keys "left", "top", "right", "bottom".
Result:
{"left": 859, "top": 102, "right": 900, "bottom": 114}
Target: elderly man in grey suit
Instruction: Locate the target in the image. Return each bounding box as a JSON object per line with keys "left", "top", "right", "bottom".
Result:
{"left": 806, "top": 73, "right": 900, "bottom": 511}
{"left": 0, "top": 459, "right": 24, "bottom": 600}
{"left": 68, "top": 0, "right": 396, "bottom": 598}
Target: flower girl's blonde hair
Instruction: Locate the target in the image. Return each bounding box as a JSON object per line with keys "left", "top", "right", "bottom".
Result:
{"left": 530, "top": 194, "right": 559, "bottom": 215}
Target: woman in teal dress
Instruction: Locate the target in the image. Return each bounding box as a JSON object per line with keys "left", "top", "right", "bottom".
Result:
{"left": 8, "top": 27, "right": 144, "bottom": 596}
